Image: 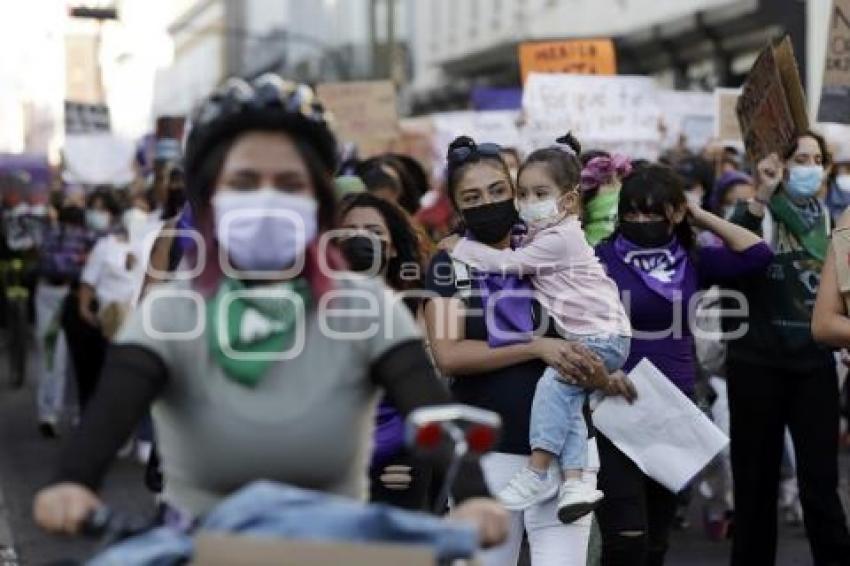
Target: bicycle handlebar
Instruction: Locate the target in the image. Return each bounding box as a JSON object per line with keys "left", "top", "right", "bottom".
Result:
{"left": 81, "top": 507, "right": 151, "bottom": 544}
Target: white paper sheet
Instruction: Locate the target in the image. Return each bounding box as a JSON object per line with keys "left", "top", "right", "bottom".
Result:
{"left": 592, "top": 358, "right": 729, "bottom": 493}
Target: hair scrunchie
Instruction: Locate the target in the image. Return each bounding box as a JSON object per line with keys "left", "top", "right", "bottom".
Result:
{"left": 581, "top": 154, "right": 632, "bottom": 192}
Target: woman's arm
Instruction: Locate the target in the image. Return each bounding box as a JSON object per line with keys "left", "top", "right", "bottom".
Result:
{"left": 77, "top": 282, "right": 99, "bottom": 328}
{"left": 370, "top": 340, "right": 510, "bottom": 547}
{"left": 33, "top": 345, "right": 168, "bottom": 534}
{"left": 370, "top": 340, "right": 489, "bottom": 499}
{"left": 746, "top": 153, "right": 784, "bottom": 220}
{"left": 423, "top": 297, "right": 597, "bottom": 379}
{"left": 812, "top": 211, "right": 850, "bottom": 347}
{"left": 138, "top": 220, "right": 177, "bottom": 300}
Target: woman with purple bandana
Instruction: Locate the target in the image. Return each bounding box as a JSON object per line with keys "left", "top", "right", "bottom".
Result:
{"left": 593, "top": 164, "right": 772, "bottom": 565}
{"left": 424, "top": 136, "right": 632, "bottom": 566}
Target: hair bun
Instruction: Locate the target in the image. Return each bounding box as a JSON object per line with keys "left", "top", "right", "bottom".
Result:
{"left": 447, "top": 135, "right": 477, "bottom": 158}
{"left": 555, "top": 132, "right": 581, "bottom": 155}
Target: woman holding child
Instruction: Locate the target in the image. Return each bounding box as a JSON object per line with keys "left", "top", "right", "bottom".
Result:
{"left": 426, "top": 135, "right": 634, "bottom": 566}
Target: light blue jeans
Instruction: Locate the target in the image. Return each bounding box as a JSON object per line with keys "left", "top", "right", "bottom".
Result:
{"left": 89, "top": 481, "right": 478, "bottom": 565}
{"left": 530, "top": 334, "right": 630, "bottom": 471}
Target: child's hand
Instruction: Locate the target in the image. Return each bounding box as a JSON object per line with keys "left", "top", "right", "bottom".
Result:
{"left": 438, "top": 234, "right": 461, "bottom": 252}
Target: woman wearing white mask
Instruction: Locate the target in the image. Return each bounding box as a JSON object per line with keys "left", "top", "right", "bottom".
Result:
{"left": 825, "top": 147, "right": 850, "bottom": 226}
{"left": 63, "top": 190, "right": 136, "bottom": 411}
{"left": 725, "top": 131, "right": 850, "bottom": 565}
{"left": 33, "top": 76, "right": 507, "bottom": 549}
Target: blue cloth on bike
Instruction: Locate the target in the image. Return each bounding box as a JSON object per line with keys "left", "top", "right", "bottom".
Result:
{"left": 89, "top": 481, "right": 478, "bottom": 565}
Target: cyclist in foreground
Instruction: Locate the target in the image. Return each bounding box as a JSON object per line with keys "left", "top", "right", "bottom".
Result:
{"left": 33, "top": 76, "right": 507, "bottom": 548}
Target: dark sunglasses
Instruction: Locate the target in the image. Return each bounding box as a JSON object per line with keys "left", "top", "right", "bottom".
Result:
{"left": 448, "top": 142, "right": 502, "bottom": 165}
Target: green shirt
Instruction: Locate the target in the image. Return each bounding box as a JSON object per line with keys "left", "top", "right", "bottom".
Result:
{"left": 725, "top": 204, "right": 833, "bottom": 370}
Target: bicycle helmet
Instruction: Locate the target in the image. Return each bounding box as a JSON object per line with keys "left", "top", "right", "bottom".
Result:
{"left": 183, "top": 74, "right": 338, "bottom": 201}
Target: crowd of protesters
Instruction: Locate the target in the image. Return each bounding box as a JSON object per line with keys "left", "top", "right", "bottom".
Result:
{"left": 2, "top": 73, "right": 844, "bottom": 566}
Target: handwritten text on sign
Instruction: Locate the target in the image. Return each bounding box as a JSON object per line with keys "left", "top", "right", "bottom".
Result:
{"left": 521, "top": 73, "right": 660, "bottom": 159}
{"left": 317, "top": 80, "right": 399, "bottom": 146}
{"left": 519, "top": 39, "right": 617, "bottom": 83}
{"left": 818, "top": 0, "right": 850, "bottom": 123}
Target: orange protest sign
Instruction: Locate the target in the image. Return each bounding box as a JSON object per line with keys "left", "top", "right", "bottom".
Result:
{"left": 519, "top": 39, "right": 617, "bottom": 83}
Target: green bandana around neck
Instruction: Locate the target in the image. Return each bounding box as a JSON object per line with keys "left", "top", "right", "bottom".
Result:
{"left": 207, "top": 277, "right": 312, "bottom": 387}
{"left": 584, "top": 189, "right": 620, "bottom": 246}
{"left": 769, "top": 191, "right": 828, "bottom": 261}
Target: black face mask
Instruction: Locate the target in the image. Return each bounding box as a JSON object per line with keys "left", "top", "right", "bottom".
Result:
{"left": 619, "top": 219, "right": 673, "bottom": 248}
{"left": 59, "top": 205, "right": 85, "bottom": 227}
{"left": 461, "top": 199, "right": 518, "bottom": 244}
{"left": 340, "top": 235, "right": 388, "bottom": 273}
{"left": 163, "top": 188, "right": 186, "bottom": 219}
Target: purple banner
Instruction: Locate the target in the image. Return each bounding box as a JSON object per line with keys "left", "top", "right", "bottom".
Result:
{"left": 470, "top": 87, "right": 523, "bottom": 111}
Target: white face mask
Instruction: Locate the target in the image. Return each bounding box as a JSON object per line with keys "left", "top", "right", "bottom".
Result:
{"left": 213, "top": 189, "right": 318, "bottom": 274}
{"left": 836, "top": 174, "right": 850, "bottom": 194}
{"left": 86, "top": 210, "right": 111, "bottom": 232}
{"left": 519, "top": 198, "right": 560, "bottom": 227}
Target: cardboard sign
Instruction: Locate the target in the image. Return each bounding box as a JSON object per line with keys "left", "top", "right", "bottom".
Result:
{"left": 317, "top": 80, "right": 399, "bottom": 150}
{"left": 818, "top": 0, "right": 850, "bottom": 123}
{"left": 519, "top": 39, "right": 617, "bottom": 83}
{"left": 715, "top": 88, "right": 743, "bottom": 142}
{"left": 521, "top": 73, "right": 661, "bottom": 159}
{"left": 193, "top": 534, "right": 434, "bottom": 566}
{"left": 155, "top": 116, "right": 186, "bottom": 141}
{"left": 736, "top": 36, "right": 809, "bottom": 161}
{"left": 832, "top": 227, "right": 850, "bottom": 314}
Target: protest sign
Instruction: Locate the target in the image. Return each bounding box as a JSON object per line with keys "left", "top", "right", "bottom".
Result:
{"left": 817, "top": 0, "right": 850, "bottom": 123}
{"left": 521, "top": 73, "right": 661, "bottom": 159}
{"left": 431, "top": 110, "right": 521, "bottom": 165}
{"left": 657, "top": 90, "right": 715, "bottom": 152}
{"left": 63, "top": 133, "right": 135, "bottom": 186}
{"left": 387, "top": 117, "right": 436, "bottom": 175}
{"left": 715, "top": 88, "right": 743, "bottom": 142}
{"left": 519, "top": 39, "right": 617, "bottom": 83}
{"left": 64, "top": 101, "right": 110, "bottom": 134}
{"left": 736, "top": 36, "right": 809, "bottom": 161}
{"left": 317, "top": 80, "right": 399, "bottom": 152}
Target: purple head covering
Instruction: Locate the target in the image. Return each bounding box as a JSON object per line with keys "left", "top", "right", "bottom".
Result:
{"left": 710, "top": 170, "right": 753, "bottom": 212}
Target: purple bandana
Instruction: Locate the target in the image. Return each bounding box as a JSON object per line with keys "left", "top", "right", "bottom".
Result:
{"left": 476, "top": 272, "right": 535, "bottom": 347}
{"left": 462, "top": 230, "right": 535, "bottom": 347}
{"left": 614, "top": 235, "right": 688, "bottom": 302}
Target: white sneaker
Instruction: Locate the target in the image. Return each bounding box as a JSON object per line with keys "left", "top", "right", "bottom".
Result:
{"left": 557, "top": 479, "right": 604, "bottom": 524}
{"left": 498, "top": 465, "right": 561, "bottom": 510}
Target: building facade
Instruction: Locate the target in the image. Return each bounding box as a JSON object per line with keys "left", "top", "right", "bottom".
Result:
{"left": 408, "top": 0, "right": 812, "bottom": 114}
{"left": 152, "top": 0, "right": 409, "bottom": 117}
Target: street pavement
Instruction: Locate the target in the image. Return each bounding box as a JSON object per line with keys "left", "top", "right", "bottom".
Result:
{"left": 0, "top": 361, "right": 846, "bottom": 565}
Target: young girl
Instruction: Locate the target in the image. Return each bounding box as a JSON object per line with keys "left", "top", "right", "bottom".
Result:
{"left": 445, "top": 134, "right": 632, "bottom": 523}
